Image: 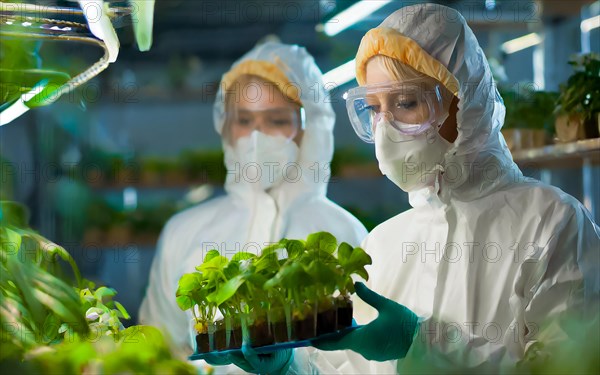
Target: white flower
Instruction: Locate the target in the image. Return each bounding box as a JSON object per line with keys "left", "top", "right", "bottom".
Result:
{"left": 85, "top": 307, "right": 103, "bottom": 321}
{"left": 86, "top": 311, "right": 99, "bottom": 320}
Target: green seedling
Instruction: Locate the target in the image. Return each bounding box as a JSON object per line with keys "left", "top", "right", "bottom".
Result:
{"left": 178, "top": 231, "right": 373, "bottom": 352}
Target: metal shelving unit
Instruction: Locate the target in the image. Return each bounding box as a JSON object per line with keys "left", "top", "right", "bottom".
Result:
{"left": 512, "top": 138, "right": 600, "bottom": 220}
{"left": 512, "top": 138, "right": 600, "bottom": 168}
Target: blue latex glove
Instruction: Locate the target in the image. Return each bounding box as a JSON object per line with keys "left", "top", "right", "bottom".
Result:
{"left": 241, "top": 343, "right": 294, "bottom": 374}
{"left": 204, "top": 343, "right": 293, "bottom": 374}
{"left": 313, "top": 282, "right": 419, "bottom": 361}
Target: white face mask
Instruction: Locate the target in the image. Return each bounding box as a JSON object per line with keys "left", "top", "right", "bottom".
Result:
{"left": 374, "top": 119, "right": 452, "bottom": 192}
{"left": 227, "top": 131, "right": 299, "bottom": 190}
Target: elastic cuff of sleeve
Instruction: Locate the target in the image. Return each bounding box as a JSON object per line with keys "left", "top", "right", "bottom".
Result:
{"left": 274, "top": 350, "right": 295, "bottom": 375}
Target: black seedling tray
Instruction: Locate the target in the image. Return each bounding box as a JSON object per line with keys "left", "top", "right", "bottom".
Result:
{"left": 189, "top": 324, "right": 361, "bottom": 361}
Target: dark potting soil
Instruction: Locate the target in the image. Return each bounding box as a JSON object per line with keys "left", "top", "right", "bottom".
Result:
{"left": 250, "top": 322, "right": 275, "bottom": 347}
{"left": 230, "top": 327, "right": 243, "bottom": 349}
{"left": 272, "top": 321, "right": 289, "bottom": 343}
{"left": 294, "top": 316, "right": 316, "bottom": 341}
{"left": 337, "top": 303, "right": 353, "bottom": 330}
{"left": 214, "top": 322, "right": 227, "bottom": 351}
{"left": 196, "top": 333, "right": 210, "bottom": 354}
{"left": 317, "top": 308, "right": 337, "bottom": 335}
{"left": 197, "top": 305, "right": 355, "bottom": 353}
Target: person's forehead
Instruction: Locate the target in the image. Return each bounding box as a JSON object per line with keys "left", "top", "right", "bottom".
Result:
{"left": 365, "top": 60, "right": 393, "bottom": 85}
{"left": 365, "top": 58, "right": 440, "bottom": 87}
{"left": 234, "top": 83, "right": 296, "bottom": 111}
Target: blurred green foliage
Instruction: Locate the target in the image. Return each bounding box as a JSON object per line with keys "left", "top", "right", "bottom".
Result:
{"left": 519, "top": 313, "right": 600, "bottom": 375}
{"left": 500, "top": 86, "right": 559, "bottom": 134}
{"left": 341, "top": 205, "right": 380, "bottom": 232}
{"left": 86, "top": 199, "right": 179, "bottom": 236}
{"left": 0, "top": 155, "right": 15, "bottom": 201}
{"left": 0, "top": 200, "right": 197, "bottom": 374}
{"left": 330, "top": 147, "right": 375, "bottom": 176}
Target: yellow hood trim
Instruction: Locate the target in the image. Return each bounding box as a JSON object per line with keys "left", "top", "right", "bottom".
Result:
{"left": 221, "top": 59, "right": 302, "bottom": 106}
{"left": 356, "top": 27, "right": 459, "bottom": 95}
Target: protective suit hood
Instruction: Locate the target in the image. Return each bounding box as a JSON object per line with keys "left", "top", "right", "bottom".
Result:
{"left": 214, "top": 42, "right": 335, "bottom": 206}
{"left": 356, "top": 3, "right": 522, "bottom": 205}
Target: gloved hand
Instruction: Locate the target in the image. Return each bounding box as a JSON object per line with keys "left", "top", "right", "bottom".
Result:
{"left": 204, "top": 343, "right": 293, "bottom": 374}
{"left": 313, "top": 282, "right": 418, "bottom": 361}
{"left": 241, "top": 343, "right": 294, "bottom": 374}
{"left": 203, "top": 350, "right": 253, "bottom": 372}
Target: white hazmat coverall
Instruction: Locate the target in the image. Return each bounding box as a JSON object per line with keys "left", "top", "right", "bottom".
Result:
{"left": 308, "top": 3, "right": 600, "bottom": 374}
{"left": 138, "top": 42, "right": 368, "bottom": 373}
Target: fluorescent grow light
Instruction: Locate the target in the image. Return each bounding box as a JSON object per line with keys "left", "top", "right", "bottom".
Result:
{"left": 322, "top": 59, "right": 356, "bottom": 88}
{"left": 322, "top": 0, "right": 392, "bottom": 36}
{"left": 581, "top": 15, "right": 600, "bottom": 33}
{"left": 501, "top": 33, "right": 542, "bottom": 54}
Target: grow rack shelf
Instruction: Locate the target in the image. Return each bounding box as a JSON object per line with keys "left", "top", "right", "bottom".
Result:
{"left": 512, "top": 138, "right": 600, "bottom": 169}
{"left": 189, "top": 324, "right": 362, "bottom": 361}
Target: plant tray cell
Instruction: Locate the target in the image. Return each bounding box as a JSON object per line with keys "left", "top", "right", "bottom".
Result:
{"left": 189, "top": 324, "right": 361, "bottom": 361}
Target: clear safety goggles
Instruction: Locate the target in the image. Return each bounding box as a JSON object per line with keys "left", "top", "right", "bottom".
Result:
{"left": 344, "top": 80, "right": 446, "bottom": 143}
{"left": 225, "top": 107, "right": 305, "bottom": 142}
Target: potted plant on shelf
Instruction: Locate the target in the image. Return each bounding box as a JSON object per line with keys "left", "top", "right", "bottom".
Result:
{"left": 180, "top": 150, "right": 227, "bottom": 185}
{"left": 331, "top": 147, "right": 380, "bottom": 178}
{"left": 500, "top": 86, "right": 558, "bottom": 152}
{"left": 555, "top": 53, "right": 600, "bottom": 143}
{"left": 140, "top": 157, "right": 169, "bottom": 186}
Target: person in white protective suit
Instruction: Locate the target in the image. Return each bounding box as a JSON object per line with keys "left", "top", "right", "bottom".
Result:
{"left": 310, "top": 3, "right": 600, "bottom": 374}
{"left": 138, "top": 42, "right": 368, "bottom": 373}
